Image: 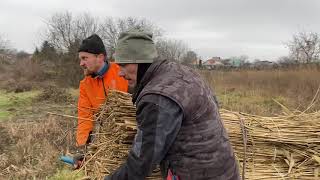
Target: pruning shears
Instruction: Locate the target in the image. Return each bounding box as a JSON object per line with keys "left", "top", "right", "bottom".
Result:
{"left": 60, "top": 155, "right": 83, "bottom": 169}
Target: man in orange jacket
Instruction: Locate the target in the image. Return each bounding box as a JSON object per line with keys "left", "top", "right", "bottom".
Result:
{"left": 77, "top": 34, "right": 128, "bottom": 148}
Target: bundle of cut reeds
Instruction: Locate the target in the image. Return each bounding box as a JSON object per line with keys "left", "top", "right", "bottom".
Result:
{"left": 221, "top": 109, "right": 320, "bottom": 179}
{"left": 82, "top": 90, "right": 320, "bottom": 180}
{"left": 80, "top": 90, "right": 161, "bottom": 180}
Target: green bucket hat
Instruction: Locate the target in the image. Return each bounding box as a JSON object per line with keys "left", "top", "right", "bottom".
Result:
{"left": 115, "top": 30, "right": 158, "bottom": 64}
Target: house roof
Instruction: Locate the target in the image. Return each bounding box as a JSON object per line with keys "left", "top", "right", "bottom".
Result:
{"left": 203, "top": 59, "right": 224, "bottom": 66}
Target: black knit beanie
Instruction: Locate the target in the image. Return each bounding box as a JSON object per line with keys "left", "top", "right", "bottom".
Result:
{"left": 78, "top": 34, "right": 106, "bottom": 56}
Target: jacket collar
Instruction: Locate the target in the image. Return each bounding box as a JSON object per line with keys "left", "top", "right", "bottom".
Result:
{"left": 132, "top": 59, "right": 167, "bottom": 104}
{"left": 90, "top": 61, "right": 110, "bottom": 78}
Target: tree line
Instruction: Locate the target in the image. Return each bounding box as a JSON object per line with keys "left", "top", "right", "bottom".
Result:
{"left": 31, "top": 12, "right": 198, "bottom": 87}
{"left": 1, "top": 12, "right": 320, "bottom": 87}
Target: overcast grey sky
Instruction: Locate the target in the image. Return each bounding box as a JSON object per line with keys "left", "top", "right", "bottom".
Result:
{"left": 1, "top": 0, "right": 320, "bottom": 61}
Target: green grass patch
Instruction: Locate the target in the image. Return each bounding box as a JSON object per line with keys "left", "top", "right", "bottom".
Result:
{"left": 48, "top": 168, "right": 85, "bottom": 180}
{"left": 0, "top": 111, "right": 10, "bottom": 119}
{"left": 0, "top": 90, "right": 40, "bottom": 120}
{"left": 216, "top": 90, "right": 290, "bottom": 116}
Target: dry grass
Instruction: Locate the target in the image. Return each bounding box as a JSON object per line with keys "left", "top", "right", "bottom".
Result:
{"left": 1, "top": 62, "right": 320, "bottom": 179}
{"left": 35, "top": 85, "right": 74, "bottom": 103}
{"left": 0, "top": 115, "right": 76, "bottom": 179}
{"left": 201, "top": 66, "right": 320, "bottom": 115}
{"left": 0, "top": 57, "right": 58, "bottom": 93}
{"left": 0, "top": 86, "right": 86, "bottom": 179}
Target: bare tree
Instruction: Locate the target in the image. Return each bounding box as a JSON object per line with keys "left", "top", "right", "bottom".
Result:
{"left": 277, "top": 56, "right": 297, "bottom": 65}
{"left": 156, "top": 38, "right": 189, "bottom": 61}
{"left": 45, "top": 12, "right": 165, "bottom": 60}
{"left": 99, "top": 17, "right": 163, "bottom": 59}
{"left": 45, "top": 12, "right": 100, "bottom": 53}
{"left": 16, "top": 51, "right": 30, "bottom": 60}
{"left": 230, "top": 55, "right": 249, "bottom": 67}
{"left": 239, "top": 55, "right": 249, "bottom": 65}
{"left": 32, "top": 40, "right": 58, "bottom": 66}
{"left": 287, "top": 31, "right": 320, "bottom": 63}
{"left": 43, "top": 12, "right": 103, "bottom": 87}
{"left": 182, "top": 50, "right": 198, "bottom": 65}
{"left": 43, "top": 12, "right": 164, "bottom": 86}
{"left": 0, "top": 35, "right": 10, "bottom": 54}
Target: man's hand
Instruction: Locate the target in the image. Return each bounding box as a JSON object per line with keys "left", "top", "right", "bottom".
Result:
{"left": 73, "top": 153, "right": 84, "bottom": 169}
{"left": 60, "top": 154, "right": 84, "bottom": 169}
{"left": 73, "top": 145, "right": 86, "bottom": 169}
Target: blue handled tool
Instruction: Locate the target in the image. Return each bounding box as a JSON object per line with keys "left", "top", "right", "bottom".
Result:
{"left": 60, "top": 155, "right": 75, "bottom": 165}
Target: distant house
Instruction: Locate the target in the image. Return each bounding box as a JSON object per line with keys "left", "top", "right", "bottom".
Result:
{"left": 230, "top": 59, "right": 242, "bottom": 67}
{"left": 225, "top": 58, "right": 247, "bottom": 67}
{"left": 203, "top": 57, "right": 224, "bottom": 69}
{"left": 210, "top": 57, "right": 222, "bottom": 61}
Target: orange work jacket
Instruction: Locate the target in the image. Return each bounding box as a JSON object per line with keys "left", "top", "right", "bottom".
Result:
{"left": 77, "top": 63, "right": 128, "bottom": 146}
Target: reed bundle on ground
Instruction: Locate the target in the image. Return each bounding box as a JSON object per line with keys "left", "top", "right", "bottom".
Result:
{"left": 82, "top": 90, "right": 320, "bottom": 180}
{"left": 221, "top": 109, "right": 320, "bottom": 179}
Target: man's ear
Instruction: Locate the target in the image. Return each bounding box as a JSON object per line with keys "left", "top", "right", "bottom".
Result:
{"left": 97, "top": 54, "right": 105, "bottom": 62}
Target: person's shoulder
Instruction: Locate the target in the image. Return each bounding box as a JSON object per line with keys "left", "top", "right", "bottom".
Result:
{"left": 109, "top": 62, "right": 121, "bottom": 71}
{"left": 137, "top": 94, "right": 182, "bottom": 113}
{"left": 141, "top": 94, "right": 178, "bottom": 106}
{"left": 79, "top": 76, "right": 94, "bottom": 85}
{"left": 107, "top": 62, "right": 123, "bottom": 77}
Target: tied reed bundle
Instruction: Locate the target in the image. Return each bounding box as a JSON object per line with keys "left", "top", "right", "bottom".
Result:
{"left": 82, "top": 90, "right": 320, "bottom": 180}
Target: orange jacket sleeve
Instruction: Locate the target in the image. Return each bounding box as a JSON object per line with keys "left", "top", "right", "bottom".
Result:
{"left": 77, "top": 82, "right": 94, "bottom": 146}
